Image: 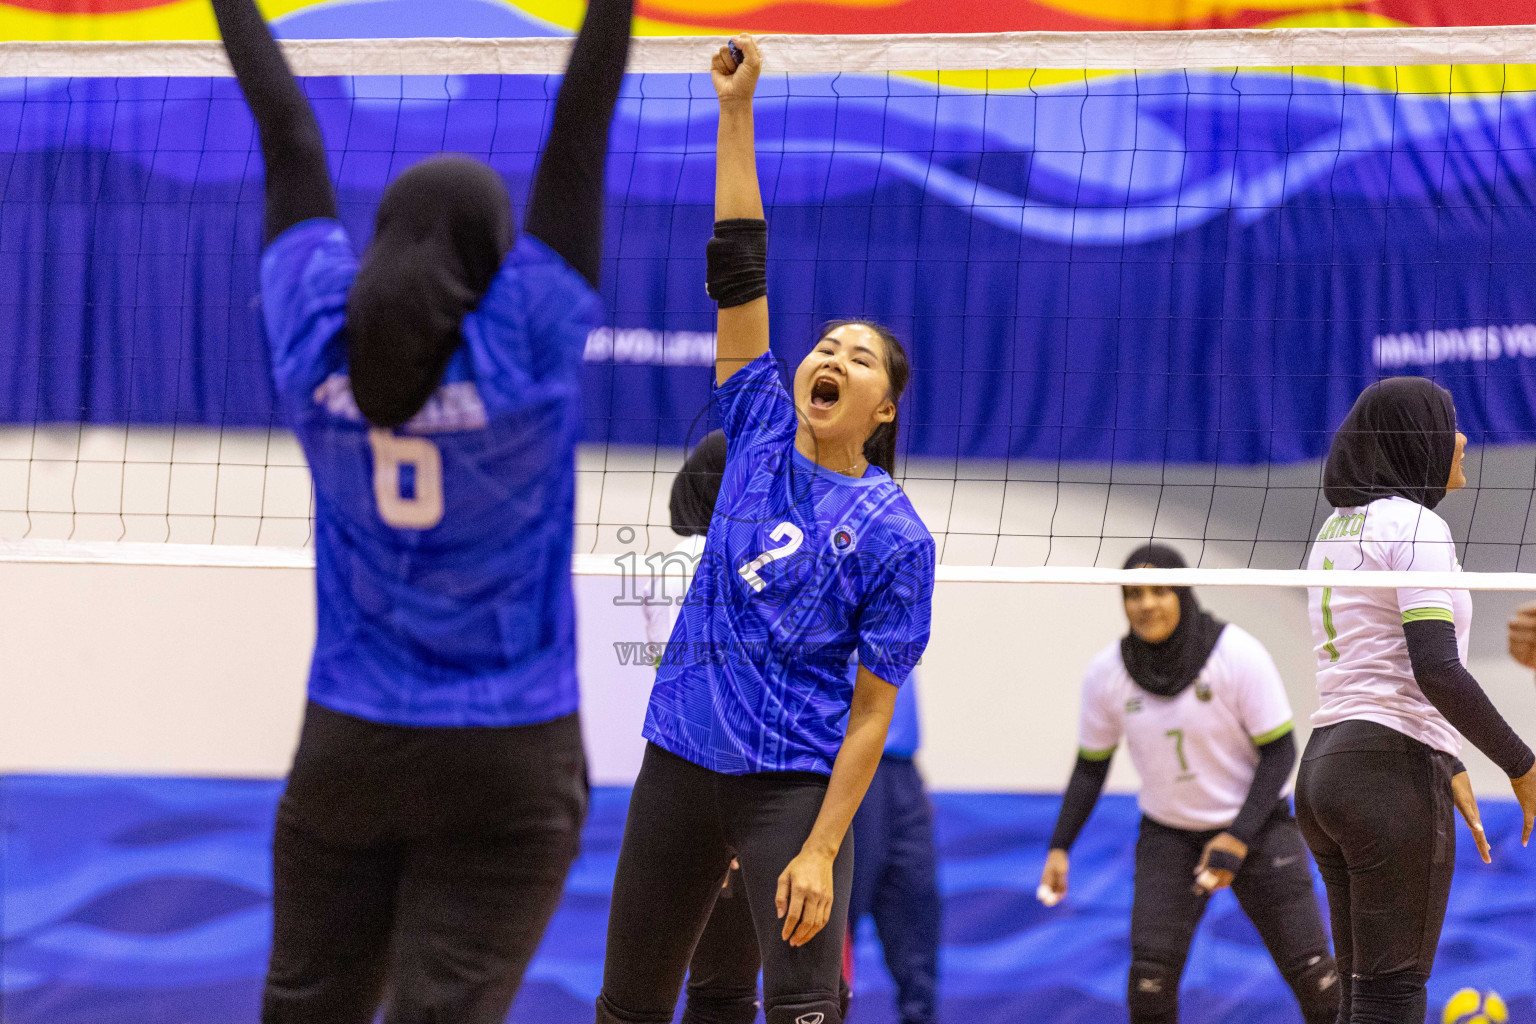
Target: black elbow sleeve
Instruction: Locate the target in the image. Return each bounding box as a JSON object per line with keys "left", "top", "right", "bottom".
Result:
{"left": 1048, "top": 755, "right": 1112, "bottom": 852}
{"left": 1227, "top": 730, "right": 1296, "bottom": 847}
{"left": 1404, "top": 618, "right": 1535, "bottom": 779}
{"left": 706, "top": 218, "right": 768, "bottom": 308}
{"left": 1404, "top": 617, "right": 1460, "bottom": 680}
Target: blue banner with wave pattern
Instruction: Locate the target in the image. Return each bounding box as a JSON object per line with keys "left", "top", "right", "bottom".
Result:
{"left": 4, "top": 70, "right": 1536, "bottom": 462}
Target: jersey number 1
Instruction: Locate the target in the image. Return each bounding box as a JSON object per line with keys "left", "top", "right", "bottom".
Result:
{"left": 739, "top": 523, "right": 804, "bottom": 592}
{"left": 1320, "top": 557, "right": 1340, "bottom": 663}
{"left": 369, "top": 429, "right": 445, "bottom": 530}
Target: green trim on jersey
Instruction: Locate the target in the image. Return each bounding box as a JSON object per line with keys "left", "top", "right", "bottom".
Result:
{"left": 1321, "top": 557, "right": 1340, "bottom": 663}
{"left": 1079, "top": 746, "right": 1117, "bottom": 762}
{"left": 1252, "top": 720, "right": 1295, "bottom": 747}
{"left": 1402, "top": 607, "right": 1454, "bottom": 624}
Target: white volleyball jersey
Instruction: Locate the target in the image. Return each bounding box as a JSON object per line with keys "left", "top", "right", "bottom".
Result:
{"left": 1306, "top": 495, "right": 1470, "bottom": 757}
{"left": 642, "top": 534, "right": 707, "bottom": 654}
{"left": 1077, "top": 625, "right": 1295, "bottom": 832}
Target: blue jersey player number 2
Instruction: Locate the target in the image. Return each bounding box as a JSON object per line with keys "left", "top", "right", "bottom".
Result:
{"left": 645, "top": 352, "right": 936, "bottom": 775}
{"left": 597, "top": 34, "right": 937, "bottom": 1024}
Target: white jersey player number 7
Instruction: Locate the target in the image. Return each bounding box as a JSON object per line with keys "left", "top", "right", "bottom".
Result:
{"left": 1078, "top": 624, "right": 1295, "bottom": 833}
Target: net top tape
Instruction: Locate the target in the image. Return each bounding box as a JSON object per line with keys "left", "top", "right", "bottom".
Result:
{"left": 4, "top": 26, "right": 1536, "bottom": 78}
{"left": 4, "top": 540, "right": 1535, "bottom": 589}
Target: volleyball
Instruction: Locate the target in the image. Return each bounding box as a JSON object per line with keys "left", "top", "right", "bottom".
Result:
{"left": 1443, "top": 989, "right": 1509, "bottom": 1024}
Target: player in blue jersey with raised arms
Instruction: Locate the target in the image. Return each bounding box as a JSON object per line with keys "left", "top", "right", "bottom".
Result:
{"left": 209, "top": 0, "right": 633, "bottom": 1020}
{"left": 594, "top": 34, "right": 937, "bottom": 1024}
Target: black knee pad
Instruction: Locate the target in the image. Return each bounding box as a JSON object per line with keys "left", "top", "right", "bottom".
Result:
{"left": 1127, "top": 961, "right": 1178, "bottom": 1024}
{"left": 764, "top": 995, "right": 842, "bottom": 1024}
{"left": 596, "top": 992, "right": 674, "bottom": 1024}
{"left": 680, "top": 987, "right": 761, "bottom": 1024}
{"left": 1284, "top": 954, "right": 1342, "bottom": 1024}
{"left": 1350, "top": 970, "right": 1428, "bottom": 1024}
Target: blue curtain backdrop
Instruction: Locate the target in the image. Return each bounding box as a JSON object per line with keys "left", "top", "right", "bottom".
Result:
{"left": 4, "top": 70, "right": 1536, "bottom": 464}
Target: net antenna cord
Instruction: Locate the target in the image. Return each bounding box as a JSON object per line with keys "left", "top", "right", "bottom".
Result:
{"left": 5, "top": 25, "right": 1536, "bottom": 78}
{"left": 2, "top": 540, "right": 1534, "bottom": 591}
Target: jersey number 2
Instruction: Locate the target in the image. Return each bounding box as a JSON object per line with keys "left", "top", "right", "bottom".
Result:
{"left": 739, "top": 523, "right": 804, "bottom": 592}
{"left": 369, "top": 429, "right": 445, "bottom": 530}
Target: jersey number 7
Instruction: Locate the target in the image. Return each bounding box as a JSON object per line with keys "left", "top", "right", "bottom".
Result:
{"left": 369, "top": 429, "right": 445, "bottom": 530}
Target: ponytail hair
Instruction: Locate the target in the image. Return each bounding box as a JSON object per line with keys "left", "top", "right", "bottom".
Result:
{"left": 819, "top": 319, "right": 910, "bottom": 477}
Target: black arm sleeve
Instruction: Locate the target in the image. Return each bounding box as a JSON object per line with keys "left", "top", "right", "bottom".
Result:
{"left": 1405, "top": 618, "right": 1535, "bottom": 779}
{"left": 212, "top": 0, "right": 337, "bottom": 243}
{"left": 524, "top": 0, "right": 635, "bottom": 288}
{"left": 1226, "top": 730, "right": 1296, "bottom": 847}
{"left": 1048, "top": 755, "right": 1112, "bottom": 852}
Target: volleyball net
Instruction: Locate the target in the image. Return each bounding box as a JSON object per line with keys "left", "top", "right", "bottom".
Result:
{"left": 5, "top": 27, "right": 1536, "bottom": 587}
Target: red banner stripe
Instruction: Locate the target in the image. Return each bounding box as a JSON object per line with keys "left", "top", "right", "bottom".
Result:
{"left": 2, "top": 0, "right": 182, "bottom": 12}
{"left": 636, "top": 0, "right": 1536, "bottom": 33}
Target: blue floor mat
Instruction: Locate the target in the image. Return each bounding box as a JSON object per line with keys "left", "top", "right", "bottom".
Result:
{"left": 3, "top": 776, "right": 1532, "bottom": 1023}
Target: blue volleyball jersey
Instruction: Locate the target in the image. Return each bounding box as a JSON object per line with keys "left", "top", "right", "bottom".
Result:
{"left": 644, "top": 352, "right": 937, "bottom": 775}
{"left": 260, "top": 218, "right": 597, "bottom": 727}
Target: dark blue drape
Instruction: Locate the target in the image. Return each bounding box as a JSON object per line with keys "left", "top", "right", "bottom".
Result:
{"left": 4, "top": 71, "right": 1535, "bottom": 463}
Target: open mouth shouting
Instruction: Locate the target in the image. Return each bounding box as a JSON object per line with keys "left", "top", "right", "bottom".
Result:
{"left": 810, "top": 375, "right": 841, "bottom": 411}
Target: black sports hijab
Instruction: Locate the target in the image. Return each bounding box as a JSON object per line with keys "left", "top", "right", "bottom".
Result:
{"left": 1119, "top": 544, "right": 1226, "bottom": 699}
{"left": 346, "top": 156, "right": 514, "bottom": 428}
{"left": 669, "top": 430, "right": 728, "bottom": 536}
{"left": 1323, "top": 376, "right": 1458, "bottom": 512}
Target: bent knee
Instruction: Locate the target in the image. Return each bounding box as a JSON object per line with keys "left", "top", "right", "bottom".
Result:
{"left": 596, "top": 991, "right": 675, "bottom": 1024}
{"left": 1127, "top": 960, "right": 1179, "bottom": 1024}
{"left": 763, "top": 992, "right": 842, "bottom": 1024}
{"left": 680, "top": 986, "right": 761, "bottom": 1024}
{"left": 1350, "top": 969, "right": 1428, "bottom": 1024}
{"left": 1282, "top": 953, "right": 1341, "bottom": 1024}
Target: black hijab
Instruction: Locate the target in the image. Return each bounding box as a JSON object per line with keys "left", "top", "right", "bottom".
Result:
{"left": 1323, "top": 377, "right": 1458, "bottom": 511}
{"left": 669, "top": 430, "right": 728, "bottom": 536}
{"left": 1119, "top": 544, "right": 1227, "bottom": 699}
{"left": 347, "top": 156, "right": 514, "bottom": 428}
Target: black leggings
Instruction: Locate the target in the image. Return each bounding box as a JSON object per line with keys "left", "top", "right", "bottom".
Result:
{"left": 680, "top": 864, "right": 764, "bottom": 1024}
{"left": 679, "top": 863, "right": 852, "bottom": 1024}
{"left": 1296, "top": 720, "right": 1458, "bottom": 1024}
{"left": 598, "top": 743, "right": 854, "bottom": 1024}
{"left": 263, "top": 703, "right": 588, "bottom": 1024}
{"left": 1129, "top": 807, "right": 1339, "bottom": 1024}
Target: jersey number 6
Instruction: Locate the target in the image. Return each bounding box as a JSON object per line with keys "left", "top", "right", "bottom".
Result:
{"left": 369, "top": 429, "right": 445, "bottom": 530}
{"left": 739, "top": 522, "right": 805, "bottom": 592}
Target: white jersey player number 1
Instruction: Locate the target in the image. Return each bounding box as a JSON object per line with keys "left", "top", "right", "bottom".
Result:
{"left": 739, "top": 522, "right": 804, "bottom": 592}
{"left": 369, "top": 429, "right": 445, "bottom": 530}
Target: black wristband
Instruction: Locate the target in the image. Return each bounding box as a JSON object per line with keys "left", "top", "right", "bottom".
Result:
{"left": 1205, "top": 848, "right": 1245, "bottom": 876}
{"left": 706, "top": 218, "right": 768, "bottom": 308}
